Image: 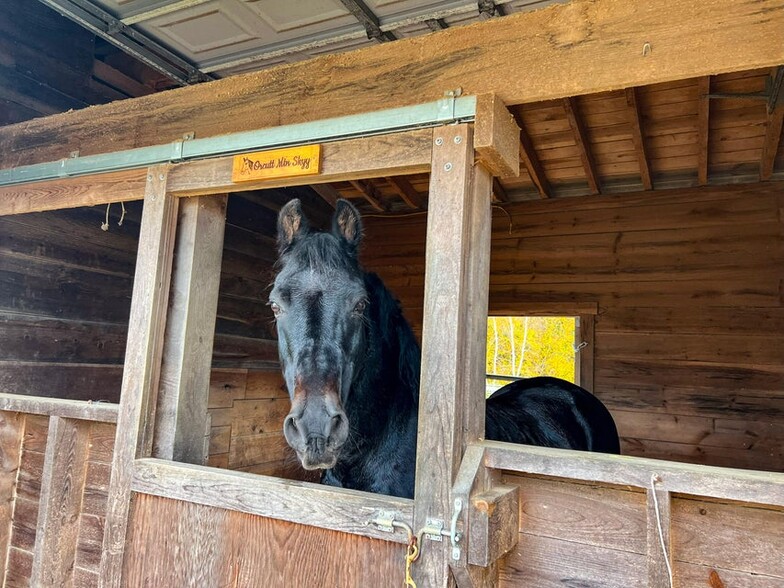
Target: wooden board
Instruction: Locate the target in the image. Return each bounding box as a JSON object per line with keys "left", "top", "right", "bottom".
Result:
{"left": 1, "top": 0, "right": 783, "bottom": 171}
{"left": 124, "top": 494, "right": 403, "bottom": 587}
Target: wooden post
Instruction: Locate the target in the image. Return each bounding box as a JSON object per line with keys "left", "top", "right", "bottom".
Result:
{"left": 0, "top": 411, "right": 24, "bottom": 582}
{"left": 412, "top": 124, "right": 493, "bottom": 587}
{"left": 100, "top": 165, "right": 178, "bottom": 588}
{"left": 30, "top": 417, "right": 91, "bottom": 587}
{"left": 647, "top": 480, "right": 673, "bottom": 587}
{"left": 154, "top": 195, "right": 227, "bottom": 464}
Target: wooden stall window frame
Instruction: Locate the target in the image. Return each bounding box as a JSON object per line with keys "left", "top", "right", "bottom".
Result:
{"left": 487, "top": 301, "right": 598, "bottom": 391}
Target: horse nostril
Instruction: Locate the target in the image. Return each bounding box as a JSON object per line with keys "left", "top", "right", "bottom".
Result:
{"left": 283, "top": 414, "right": 302, "bottom": 444}
{"left": 328, "top": 413, "right": 349, "bottom": 446}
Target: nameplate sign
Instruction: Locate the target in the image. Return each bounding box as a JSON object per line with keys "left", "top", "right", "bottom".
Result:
{"left": 232, "top": 145, "right": 321, "bottom": 182}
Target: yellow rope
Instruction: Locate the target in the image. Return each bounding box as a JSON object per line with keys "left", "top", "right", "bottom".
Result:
{"left": 404, "top": 538, "right": 419, "bottom": 588}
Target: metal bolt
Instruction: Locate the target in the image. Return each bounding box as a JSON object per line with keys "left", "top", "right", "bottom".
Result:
{"left": 435, "top": 137, "right": 444, "bottom": 146}
{"left": 454, "top": 136, "right": 462, "bottom": 144}
{"left": 159, "top": 174, "right": 165, "bottom": 180}
{"left": 444, "top": 162, "right": 453, "bottom": 172}
{"left": 147, "top": 174, "right": 153, "bottom": 181}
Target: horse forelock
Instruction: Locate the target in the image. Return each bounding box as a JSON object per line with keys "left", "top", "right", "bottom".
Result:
{"left": 277, "top": 232, "right": 360, "bottom": 277}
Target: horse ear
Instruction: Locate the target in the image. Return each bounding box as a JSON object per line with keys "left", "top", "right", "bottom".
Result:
{"left": 332, "top": 199, "right": 363, "bottom": 253}
{"left": 277, "top": 199, "right": 310, "bottom": 254}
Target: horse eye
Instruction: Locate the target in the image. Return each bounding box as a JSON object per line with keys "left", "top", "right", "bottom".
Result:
{"left": 269, "top": 302, "right": 282, "bottom": 317}
{"left": 353, "top": 300, "right": 367, "bottom": 315}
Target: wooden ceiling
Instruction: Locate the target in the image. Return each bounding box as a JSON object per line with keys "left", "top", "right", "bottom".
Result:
{"left": 328, "top": 68, "right": 784, "bottom": 214}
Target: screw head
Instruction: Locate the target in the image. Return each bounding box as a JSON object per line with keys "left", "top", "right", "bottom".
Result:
{"left": 444, "top": 162, "right": 453, "bottom": 172}
{"left": 159, "top": 174, "right": 165, "bottom": 180}
{"left": 435, "top": 137, "right": 444, "bottom": 146}
{"left": 454, "top": 136, "right": 462, "bottom": 144}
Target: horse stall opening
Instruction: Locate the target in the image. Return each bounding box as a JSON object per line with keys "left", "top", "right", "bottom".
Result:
{"left": 0, "top": 1, "right": 783, "bottom": 587}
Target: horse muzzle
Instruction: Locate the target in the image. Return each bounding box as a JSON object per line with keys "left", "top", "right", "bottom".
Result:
{"left": 283, "top": 395, "right": 349, "bottom": 470}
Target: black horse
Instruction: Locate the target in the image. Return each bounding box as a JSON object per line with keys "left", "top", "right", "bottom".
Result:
{"left": 270, "top": 198, "right": 620, "bottom": 499}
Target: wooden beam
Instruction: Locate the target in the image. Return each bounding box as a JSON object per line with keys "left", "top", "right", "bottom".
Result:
{"left": 474, "top": 94, "right": 520, "bottom": 178}
{"left": 0, "top": 169, "right": 146, "bottom": 216}
{"left": 697, "top": 76, "right": 711, "bottom": 185}
{"left": 350, "top": 179, "right": 386, "bottom": 211}
{"left": 31, "top": 417, "right": 91, "bottom": 587}
{"left": 0, "top": 412, "right": 23, "bottom": 583}
{"left": 413, "top": 125, "right": 492, "bottom": 587}
{"left": 100, "top": 166, "right": 178, "bottom": 587}
{"left": 761, "top": 105, "right": 784, "bottom": 180}
{"left": 309, "top": 183, "right": 341, "bottom": 208}
{"left": 387, "top": 176, "right": 424, "bottom": 209}
{"left": 166, "top": 129, "right": 432, "bottom": 197}
{"left": 0, "top": 393, "right": 118, "bottom": 422}
{"left": 154, "top": 195, "right": 227, "bottom": 464}
{"left": 2, "top": 0, "right": 783, "bottom": 168}
{"left": 483, "top": 441, "right": 784, "bottom": 507}
{"left": 646, "top": 483, "right": 672, "bottom": 588}
{"left": 491, "top": 177, "right": 508, "bottom": 203}
{"left": 92, "top": 60, "right": 153, "bottom": 98}
{"left": 563, "top": 97, "right": 600, "bottom": 194}
{"left": 514, "top": 117, "right": 551, "bottom": 198}
{"left": 131, "top": 458, "right": 413, "bottom": 544}
{"left": 624, "top": 87, "right": 652, "bottom": 190}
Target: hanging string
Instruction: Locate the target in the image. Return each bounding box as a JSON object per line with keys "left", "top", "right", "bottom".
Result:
{"left": 101, "top": 202, "right": 127, "bottom": 231}
{"left": 650, "top": 474, "right": 674, "bottom": 588}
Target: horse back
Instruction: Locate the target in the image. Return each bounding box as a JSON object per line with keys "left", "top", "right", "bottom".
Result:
{"left": 485, "top": 376, "right": 620, "bottom": 454}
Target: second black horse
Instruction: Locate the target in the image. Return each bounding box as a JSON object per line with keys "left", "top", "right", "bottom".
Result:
{"left": 269, "top": 198, "right": 620, "bottom": 498}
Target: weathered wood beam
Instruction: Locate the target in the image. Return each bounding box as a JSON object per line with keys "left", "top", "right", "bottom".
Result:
{"left": 31, "top": 417, "right": 90, "bottom": 587}
{"left": 624, "top": 87, "right": 652, "bottom": 190}
{"left": 154, "top": 195, "right": 227, "bottom": 464}
{"left": 100, "top": 166, "right": 178, "bottom": 587}
{"left": 166, "top": 129, "right": 432, "bottom": 197}
{"left": 514, "top": 116, "right": 551, "bottom": 198}
{"left": 761, "top": 104, "right": 784, "bottom": 180}
{"left": 413, "top": 125, "right": 492, "bottom": 587}
{"left": 386, "top": 176, "right": 424, "bottom": 209}
{"left": 697, "top": 76, "right": 711, "bottom": 185}
{"left": 132, "top": 458, "right": 413, "bottom": 544}
{"left": 646, "top": 482, "right": 672, "bottom": 588}
{"left": 0, "top": 169, "right": 147, "bottom": 216}
{"left": 483, "top": 441, "right": 784, "bottom": 507}
{"left": 0, "top": 412, "right": 23, "bottom": 582}
{"left": 350, "top": 179, "right": 386, "bottom": 211}
{"left": 474, "top": 94, "right": 520, "bottom": 178}
{"left": 309, "top": 183, "right": 341, "bottom": 208}
{"left": 0, "top": 393, "right": 118, "bottom": 422}
{"left": 2, "top": 0, "right": 782, "bottom": 168}
{"left": 563, "top": 97, "right": 600, "bottom": 194}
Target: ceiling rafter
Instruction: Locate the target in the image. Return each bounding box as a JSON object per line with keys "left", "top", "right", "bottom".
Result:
{"left": 761, "top": 67, "right": 784, "bottom": 180}
{"left": 310, "top": 184, "right": 341, "bottom": 209}
{"left": 511, "top": 112, "right": 551, "bottom": 199}
{"left": 697, "top": 76, "right": 711, "bottom": 185}
{"left": 337, "top": 0, "right": 397, "bottom": 42}
{"left": 624, "top": 87, "right": 652, "bottom": 190}
{"left": 563, "top": 97, "right": 601, "bottom": 195}
{"left": 386, "top": 177, "right": 424, "bottom": 209}
{"left": 350, "top": 179, "right": 387, "bottom": 211}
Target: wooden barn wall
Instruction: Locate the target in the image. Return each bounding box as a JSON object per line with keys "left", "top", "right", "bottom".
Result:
{"left": 0, "top": 370, "right": 303, "bottom": 587}
{"left": 497, "top": 473, "right": 784, "bottom": 587}
{"left": 361, "top": 181, "right": 784, "bottom": 472}
{"left": 0, "top": 198, "right": 279, "bottom": 402}
{"left": 0, "top": 0, "right": 122, "bottom": 126}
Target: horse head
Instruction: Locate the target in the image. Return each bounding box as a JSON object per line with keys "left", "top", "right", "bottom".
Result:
{"left": 271, "top": 198, "right": 367, "bottom": 470}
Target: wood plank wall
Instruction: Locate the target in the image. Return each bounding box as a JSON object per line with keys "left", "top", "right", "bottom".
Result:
{"left": 0, "top": 370, "right": 302, "bottom": 587}
{"left": 497, "top": 473, "right": 784, "bottom": 587}
{"left": 362, "top": 182, "right": 784, "bottom": 472}
{"left": 0, "top": 199, "right": 279, "bottom": 401}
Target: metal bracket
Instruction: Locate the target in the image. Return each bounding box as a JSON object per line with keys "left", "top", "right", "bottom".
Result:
{"left": 421, "top": 498, "right": 464, "bottom": 560}
{"left": 370, "top": 510, "right": 396, "bottom": 533}
{"left": 437, "top": 88, "right": 463, "bottom": 122}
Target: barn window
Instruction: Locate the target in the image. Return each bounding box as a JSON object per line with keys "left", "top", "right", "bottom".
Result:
{"left": 485, "top": 304, "right": 597, "bottom": 395}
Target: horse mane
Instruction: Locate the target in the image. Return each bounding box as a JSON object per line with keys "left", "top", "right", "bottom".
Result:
{"left": 362, "top": 272, "right": 421, "bottom": 404}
